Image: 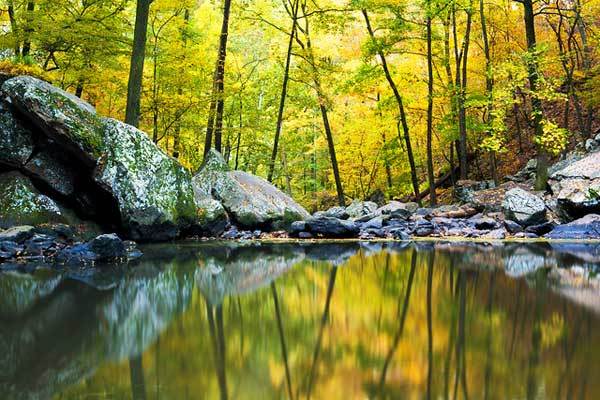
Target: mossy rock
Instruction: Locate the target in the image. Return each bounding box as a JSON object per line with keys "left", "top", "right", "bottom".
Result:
{"left": 0, "top": 171, "right": 76, "bottom": 229}
{"left": 0, "top": 101, "right": 34, "bottom": 168}
{"left": 1, "top": 76, "right": 104, "bottom": 166}
{"left": 192, "top": 150, "right": 309, "bottom": 230}
{"left": 96, "top": 118, "right": 197, "bottom": 240}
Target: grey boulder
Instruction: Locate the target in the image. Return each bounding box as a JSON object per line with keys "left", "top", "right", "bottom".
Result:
{"left": 502, "top": 188, "right": 547, "bottom": 226}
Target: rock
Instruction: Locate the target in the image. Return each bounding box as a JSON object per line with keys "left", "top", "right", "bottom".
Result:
{"left": 190, "top": 198, "right": 229, "bottom": 236}
{"left": 96, "top": 118, "right": 197, "bottom": 241}
{"left": 0, "top": 172, "right": 77, "bottom": 229}
{"left": 0, "top": 226, "right": 35, "bottom": 243}
{"left": 361, "top": 216, "right": 384, "bottom": 230}
{"left": 298, "top": 231, "right": 313, "bottom": 239}
{"left": 23, "top": 147, "right": 76, "bottom": 197}
{"left": 545, "top": 214, "right": 600, "bottom": 239}
{"left": 585, "top": 138, "right": 599, "bottom": 153}
{"left": 481, "top": 228, "right": 506, "bottom": 240}
{"left": 454, "top": 180, "right": 494, "bottom": 203}
{"left": 0, "top": 241, "right": 22, "bottom": 260}
{"left": 549, "top": 151, "right": 600, "bottom": 220}
{"left": 525, "top": 221, "right": 555, "bottom": 236}
{"left": 2, "top": 76, "right": 103, "bottom": 166}
{"left": 502, "top": 188, "right": 547, "bottom": 226}
{"left": 378, "top": 201, "right": 415, "bottom": 219}
{"left": 88, "top": 234, "right": 126, "bottom": 260}
{"left": 506, "top": 159, "right": 537, "bottom": 183}
{"left": 469, "top": 182, "right": 529, "bottom": 212}
{"left": 0, "top": 102, "right": 34, "bottom": 168}
{"left": 193, "top": 150, "right": 309, "bottom": 230}
{"left": 470, "top": 215, "right": 500, "bottom": 230}
{"left": 345, "top": 200, "right": 378, "bottom": 219}
{"left": 413, "top": 219, "right": 434, "bottom": 237}
{"left": 304, "top": 216, "right": 360, "bottom": 238}
{"left": 323, "top": 206, "right": 349, "bottom": 219}
{"left": 504, "top": 220, "right": 523, "bottom": 234}
{"left": 430, "top": 204, "right": 478, "bottom": 219}
{"left": 367, "top": 189, "right": 386, "bottom": 206}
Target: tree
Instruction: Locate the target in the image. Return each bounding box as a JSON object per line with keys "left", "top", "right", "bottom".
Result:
{"left": 361, "top": 8, "right": 421, "bottom": 202}
{"left": 126, "top": 0, "right": 153, "bottom": 128}
{"left": 204, "top": 0, "right": 233, "bottom": 157}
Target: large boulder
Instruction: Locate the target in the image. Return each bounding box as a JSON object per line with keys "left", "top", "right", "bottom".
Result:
{"left": 192, "top": 150, "right": 309, "bottom": 230}
{"left": 467, "top": 182, "right": 529, "bottom": 212}
{"left": 0, "top": 172, "right": 78, "bottom": 229}
{"left": 303, "top": 216, "right": 360, "bottom": 238}
{"left": 545, "top": 214, "right": 600, "bottom": 239}
{"left": 95, "top": 118, "right": 197, "bottom": 240}
{"left": 1, "top": 76, "right": 197, "bottom": 241}
{"left": 502, "top": 188, "right": 546, "bottom": 227}
{"left": 549, "top": 151, "right": 600, "bottom": 220}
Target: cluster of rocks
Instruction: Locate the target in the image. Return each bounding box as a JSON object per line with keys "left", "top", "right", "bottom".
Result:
{"left": 0, "top": 75, "right": 309, "bottom": 247}
{"left": 0, "top": 224, "right": 141, "bottom": 270}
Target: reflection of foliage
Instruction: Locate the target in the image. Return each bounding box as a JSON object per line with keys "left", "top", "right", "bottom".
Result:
{"left": 28, "top": 244, "right": 600, "bottom": 399}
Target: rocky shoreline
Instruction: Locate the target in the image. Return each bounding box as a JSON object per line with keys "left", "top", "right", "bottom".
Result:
{"left": 2, "top": 74, "right": 600, "bottom": 273}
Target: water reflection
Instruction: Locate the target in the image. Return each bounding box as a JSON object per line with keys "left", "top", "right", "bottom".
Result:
{"left": 0, "top": 241, "right": 598, "bottom": 399}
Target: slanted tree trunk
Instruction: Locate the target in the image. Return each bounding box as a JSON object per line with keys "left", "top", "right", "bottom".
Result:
{"left": 362, "top": 9, "right": 421, "bottom": 202}
{"left": 205, "top": 0, "right": 232, "bottom": 157}
{"left": 298, "top": 4, "right": 345, "bottom": 206}
{"left": 425, "top": 7, "right": 437, "bottom": 206}
{"left": 125, "top": 0, "right": 153, "bottom": 128}
{"left": 267, "top": 0, "right": 300, "bottom": 182}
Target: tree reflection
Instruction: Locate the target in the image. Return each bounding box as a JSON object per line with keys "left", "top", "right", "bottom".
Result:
{"left": 379, "top": 248, "right": 417, "bottom": 394}
{"left": 129, "top": 355, "right": 147, "bottom": 400}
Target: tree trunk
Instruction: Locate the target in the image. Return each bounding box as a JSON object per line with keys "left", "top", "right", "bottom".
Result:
{"left": 362, "top": 9, "right": 420, "bottom": 202}
{"left": 125, "top": 0, "right": 152, "bottom": 128}
{"left": 21, "top": 1, "right": 35, "bottom": 58}
{"left": 8, "top": 1, "right": 20, "bottom": 56}
{"left": 267, "top": 0, "right": 300, "bottom": 182}
{"left": 521, "top": 0, "right": 548, "bottom": 190}
{"left": 426, "top": 10, "right": 437, "bottom": 206}
{"left": 457, "top": 3, "right": 473, "bottom": 180}
{"left": 480, "top": 0, "right": 498, "bottom": 185}
{"left": 173, "top": 9, "right": 190, "bottom": 159}
{"left": 302, "top": 8, "right": 345, "bottom": 206}
{"left": 207, "top": 0, "right": 232, "bottom": 155}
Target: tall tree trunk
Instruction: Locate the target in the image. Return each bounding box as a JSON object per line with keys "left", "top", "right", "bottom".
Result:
{"left": 521, "top": 0, "right": 548, "bottom": 190}
{"left": 173, "top": 9, "right": 190, "bottom": 159}
{"left": 125, "top": 0, "right": 152, "bottom": 128}
{"left": 362, "top": 9, "right": 420, "bottom": 202}
{"left": 301, "top": 7, "right": 345, "bottom": 206}
{"left": 267, "top": 0, "right": 300, "bottom": 182}
{"left": 456, "top": 3, "right": 473, "bottom": 180}
{"left": 480, "top": 0, "right": 498, "bottom": 185}
{"left": 21, "top": 1, "right": 35, "bottom": 58}
{"left": 8, "top": 1, "right": 20, "bottom": 56}
{"left": 426, "top": 9, "right": 437, "bottom": 206}
{"left": 206, "top": 0, "right": 232, "bottom": 156}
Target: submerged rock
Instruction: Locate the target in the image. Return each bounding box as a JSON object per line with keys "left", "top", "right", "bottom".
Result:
{"left": 502, "top": 188, "right": 547, "bottom": 226}
{"left": 192, "top": 150, "right": 309, "bottom": 230}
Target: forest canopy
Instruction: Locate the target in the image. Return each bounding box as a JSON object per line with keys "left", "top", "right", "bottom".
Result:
{"left": 1, "top": 0, "right": 598, "bottom": 210}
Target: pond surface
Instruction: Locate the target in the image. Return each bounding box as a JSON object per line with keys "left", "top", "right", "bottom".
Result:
{"left": 1, "top": 241, "right": 600, "bottom": 400}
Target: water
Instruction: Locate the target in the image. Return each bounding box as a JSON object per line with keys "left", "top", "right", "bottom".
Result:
{"left": 1, "top": 241, "right": 599, "bottom": 400}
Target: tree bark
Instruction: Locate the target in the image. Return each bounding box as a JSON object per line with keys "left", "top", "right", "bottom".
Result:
{"left": 520, "top": 0, "right": 548, "bottom": 190}
{"left": 21, "top": 1, "right": 35, "bottom": 58}
{"left": 125, "top": 0, "right": 152, "bottom": 128}
{"left": 206, "top": 0, "right": 232, "bottom": 156}
{"left": 267, "top": 0, "right": 300, "bottom": 182}
{"left": 426, "top": 9, "right": 437, "bottom": 206}
{"left": 362, "top": 9, "right": 420, "bottom": 202}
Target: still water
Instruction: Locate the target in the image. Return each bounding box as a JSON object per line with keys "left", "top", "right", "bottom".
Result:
{"left": 1, "top": 241, "right": 599, "bottom": 400}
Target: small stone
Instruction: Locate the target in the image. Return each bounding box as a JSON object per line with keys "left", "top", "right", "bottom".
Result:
{"left": 88, "top": 233, "right": 126, "bottom": 260}
{"left": 0, "top": 226, "right": 35, "bottom": 243}
{"left": 525, "top": 222, "right": 555, "bottom": 236}
{"left": 504, "top": 220, "right": 523, "bottom": 234}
